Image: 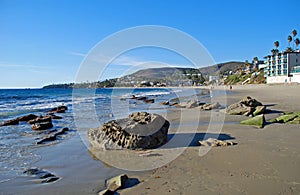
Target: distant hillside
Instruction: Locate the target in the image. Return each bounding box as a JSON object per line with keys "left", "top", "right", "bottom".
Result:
{"left": 129, "top": 67, "right": 200, "bottom": 79}
{"left": 199, "top": 61, "right": 245, "bottom": 76}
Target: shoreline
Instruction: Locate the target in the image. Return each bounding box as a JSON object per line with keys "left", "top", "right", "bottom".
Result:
{"left": 1, "top": 84, "right": 300, "bottom": 194}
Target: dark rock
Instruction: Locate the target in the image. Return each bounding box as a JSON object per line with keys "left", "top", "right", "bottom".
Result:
{"left": 160, "top": 101, "right": 169, "bottom": 105}
{"left": 136, "top": 96, "right": 147, "bottom": 101}
{"left": 17, "top": 114, "right": 38, "bottom": 122}
{"left": 36, "top": 128, "right": 69, "bottom": 144}
{"left": 88, "top": 112, "right": 169, "bottom": 150}
{"left": 239, "top": 96, "right": 262, "bottom": 107}
{"left": 47, "top": 113, "right": 63, "bottom": 119}
{"left": 0, "top": 118, "right": 19, "bottom": 126}
{"left": 32, "top": 121, "right": 53, "bottom": 130}
{"left": 41, "top": 177, "right": 59, "bottom": 183}
{"left": 24, "top": 168, "right": 59, "bottom": 183}
{"left": 28, "top": 116, "right": 52, "bottom": 124}
{"left": 143, "top": 99, "right": 154, "bottom": 103}
{"left": 48, "top": 105, "right": 68, "bottom": 114}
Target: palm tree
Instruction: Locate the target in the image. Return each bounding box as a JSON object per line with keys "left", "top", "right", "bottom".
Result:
{"left": 288, "top": 35, "right": 293, "bottom": 47}
{"left": 292, "top": 29, "right": 297, "bottom": 49}
{"left": 295, "top": 38, "right": 300, "bottom": 50}
{"left": 274, "top": 40, "right": 279, "bottom": 49}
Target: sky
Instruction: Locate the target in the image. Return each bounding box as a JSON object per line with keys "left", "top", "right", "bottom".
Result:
{"left": 1, "top": 0, "right": 300, "bottom": 88}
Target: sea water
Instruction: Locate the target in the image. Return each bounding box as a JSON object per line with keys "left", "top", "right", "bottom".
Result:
{"left": 0, "top": 87, "right": 209, "bottom": 181}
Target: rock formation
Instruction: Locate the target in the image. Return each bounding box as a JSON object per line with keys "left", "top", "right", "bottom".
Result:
{"left": 224, "top": 96, "right": 265, "bottom": 116}
{"left": 88, "top": 112, "right": 169, "bottom": 150}
{"left": 199, "top": 138, "right": 236, "bottom": 147}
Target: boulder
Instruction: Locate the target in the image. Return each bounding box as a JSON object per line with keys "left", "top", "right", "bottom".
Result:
{"left": 185, "top": 100, "right": 200, "bottom": 108}
{"left": 24, "top": 168, "right": 59, "bottom": 183}
{"left": 160, "top": 101, "right": 169, "bottom": 105}
{"left": 253, "top": 106, "right": 266, "bottom": 116}
{"left": 36, "top": 128, "right": 69, "bottom": 144}
{"left": 240, "top": 114, "right": 266, "bottom": 128}
{"left": 32, "top": 121, "right": 53, "bottom": 130}
{"left": 17, "top": 114, "right": 38, "bottom": 122}
{"left": 0, "top": 118, "right": 19, "bottom": 126}
{"left": 88, "top": 112, "right": 169, "bottom": 150}
{"left": 225, "top": 96, "right": 263, "bottom": 116}
{"left": 239, "top": 96, "right": 262, "bottom": 107}
{"left": 28, "top": 116, "right": 52, "bottom": 124}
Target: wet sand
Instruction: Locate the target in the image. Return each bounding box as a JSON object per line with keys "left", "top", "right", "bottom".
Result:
{"left": 1, "top": 84, "right": 300, "bottom": 194}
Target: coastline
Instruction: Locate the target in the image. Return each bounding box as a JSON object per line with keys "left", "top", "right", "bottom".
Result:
{"left": 1, "top": 84, "right": 300, "bottom": 194}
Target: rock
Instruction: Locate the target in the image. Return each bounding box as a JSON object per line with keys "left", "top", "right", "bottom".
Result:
{"left": 48, "top": 105, "right": 68, "bottom": 114}
{"left": 239, "top": 96, "right": 262, "bottom": 107}
{"left": 24, "top": 168, "right": 59, "bottom": 183}
{"left": 199, "top": 138, "right": 236, "bottom": 147}
{"left": 136, "top": 96, "right": 147, "bottom": 101}
{"left": 185, "top": 100, "right": 199, "bottom": 108}
{"left": 143, "top": 99, "right": 154, "bottom": 103}
{"left": 160, "top": 101, "right": 169, "bottom": 105}
{"left": 32, "top": 121, "right": 53, "bottom": 130}
{"left": 253, "top": 106, "right": 266, "bottom": 116}
{"left": 28, "top": 116, "right": 52, "bottom": 124}
{"left": 274, "top": 114, "right": 298, "bottom": 123}
{"left": 47, "top": 113, "right": 63, "bottom": 119}
{"left": 36, "top": 128, "right": 69, "bottom": 144}
{"left": 106, "top": 174, "right": 129, "bottom": 192}
{"left": 240, "top": 114, "right": 266, "bottom": 128}
{"left": 88, "top": 112, "right": 169, "bottom": 150}
{"left": 17, "top": 114, "right": 38, "bottom": 122}
{"left": 200, "top": 102, "right": 221, "bottom": 110}
{"left": 225, "top": 103, "right": 253, "bottom": 115}
{"left": 98, "top": 189, "right": 114, "bottom": 195}
{"left": 0, "top": 118, "right": 19, "bottom": 126}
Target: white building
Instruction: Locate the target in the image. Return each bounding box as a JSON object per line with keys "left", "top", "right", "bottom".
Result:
{"left": 263, "top": 51, "right": 300, "bottom": 83}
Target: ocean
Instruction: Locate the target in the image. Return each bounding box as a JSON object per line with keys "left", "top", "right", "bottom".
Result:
{"left": 0, "top": 87, "right": 209, "bottom": 181}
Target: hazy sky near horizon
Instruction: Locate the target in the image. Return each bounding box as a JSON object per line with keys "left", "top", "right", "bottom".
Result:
{"left": 1, "top": 0, "right": 300, "bottom": 88}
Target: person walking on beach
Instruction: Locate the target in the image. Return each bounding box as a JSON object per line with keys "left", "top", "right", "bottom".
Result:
{"left": 230, "top": 85, "right": 232, "bottom": 90}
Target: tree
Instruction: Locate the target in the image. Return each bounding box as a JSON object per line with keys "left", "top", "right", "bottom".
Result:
{"left": 292, "top": 29, "right": 297, "bottom": 49}
{"left": 288, "top": 35, "right": 293, "bottom": 47}
{"left": 295, "top": 38, "right": 300, "bottom": 50}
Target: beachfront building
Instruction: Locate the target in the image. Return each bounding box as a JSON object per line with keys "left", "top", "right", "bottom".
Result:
{"left": 263, "top": 51, "right": 300, "bottom": 83}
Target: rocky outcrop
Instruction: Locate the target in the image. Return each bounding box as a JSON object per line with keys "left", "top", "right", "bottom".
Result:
{"left": 225, "top": 96, "right": 264, "bottom": 116}
{"left": 28, "top": 116, "right": 52, "bottom": 124}
{"left": 36, "top": 127, "right": 69, "bottom": 144}
{"left": 24, "top": 168, "right": 60, "bottom": 183}
{"left": 48, "top": 105, "right": 68, "bottom": 114}
{"left": 240, "top": 114, "right": 266, "bottom": 128}
{"left": 0, "top": 118, "right": 19, "bottom": 126}
{"left": 88, "top": 112, "right": 169, "bottom": 150}
{"left": 199, "top": 138, "right": 236, "bottom": 147}
{"left": 32, "top": 121, "right": 53, "bottom": 130}
{"left": 199, "top": 102, "right": 221, "bottom": 110}
{"left": 17, "top": 114, "right": 38, "bottom": 122}
{"left": 269, "top": 111, "right": 300, "bottom": 124}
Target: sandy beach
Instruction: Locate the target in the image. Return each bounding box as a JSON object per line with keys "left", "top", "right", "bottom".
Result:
{"left": 1, "top": 84, "right": 300, "bottom": 194}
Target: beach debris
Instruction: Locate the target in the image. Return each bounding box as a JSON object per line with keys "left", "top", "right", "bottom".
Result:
{"left": 88, "top": 112, "right": 169, "bottom": 150}
{"left": 48, "top": 105, "right": 68, "bottom": 114}
{"left": 0, "top": 118, "right": 19, "bottom": 126}
{"left": 198, "top": 138, "right": 236, "bottom": 147}
{"left": 24, "top": 168, "right": 60, "bottom": 183}
{"left": 36, "top": 127, "right": 69, "bottom": 144}
{"left": 17, "top": 114, "right": 38, "bottom": 122}
{"left": 240, "top": 114, "right": 266, "bottom": 128}
{"left": 224, "top": 96, "right": 264, "bottom": 116}
{"left": 199, "top": 102, "right": 221, "bottom": 110}
{"left": 32, "top": 121, "right": 53, "bottom": 130}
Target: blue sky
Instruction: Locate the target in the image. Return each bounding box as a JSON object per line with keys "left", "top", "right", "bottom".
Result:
{"left": 1, "top": 0, "right": 300, "bottom": 88}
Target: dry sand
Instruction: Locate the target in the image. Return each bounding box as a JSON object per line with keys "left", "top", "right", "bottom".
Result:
{"left": 1, "top": 84, "right": 300, "bottom": 194}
